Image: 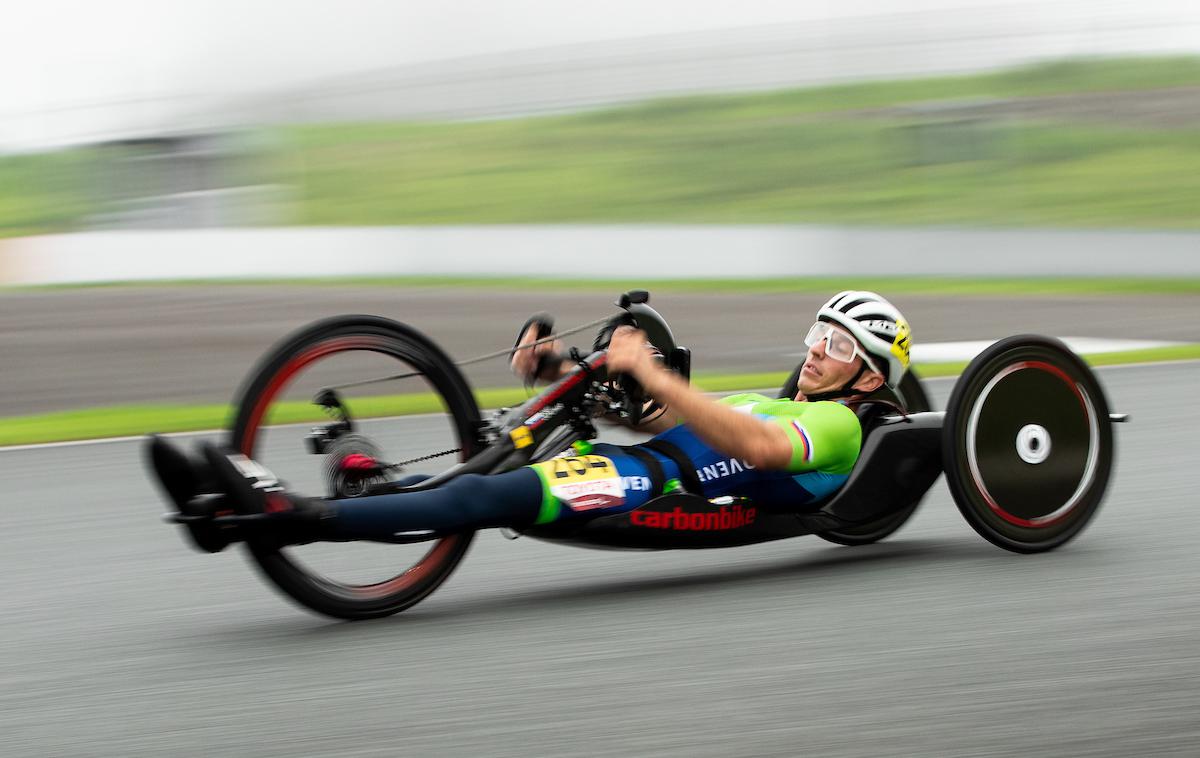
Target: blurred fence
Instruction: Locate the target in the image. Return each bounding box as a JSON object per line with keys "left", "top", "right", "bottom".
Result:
{"left": 3, "top": 225, "right": 1199, "bottom": 285}
{"left": 236, "top": 4, "right": 1200, "bottom": 125}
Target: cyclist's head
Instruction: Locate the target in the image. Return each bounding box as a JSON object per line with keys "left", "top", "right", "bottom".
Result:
{"left": 798, "top": 291, "right": 911, "bottom": 399}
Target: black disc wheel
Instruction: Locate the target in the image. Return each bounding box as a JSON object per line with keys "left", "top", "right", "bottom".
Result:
{"left": 943, "top": 335, "right": 1113, "bottom": 553}
{"left": 817, "top": 369, "right": 933, "bottom": 546}
{"left": 229, "top": 315, "right": 483, "bottom": 620}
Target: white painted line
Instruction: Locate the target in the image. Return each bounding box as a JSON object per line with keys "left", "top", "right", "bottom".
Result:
{"left": 0, "top": 411, "right": 458, "bottom": 454}
{"left": 787, "top": 337, "right": 1188, "bottom": 364}
{"left": 912, "top": 337, "right": 1187, "bottom": 364}
{"left": 0, "top": 429, "right": 236, "bottom": 454}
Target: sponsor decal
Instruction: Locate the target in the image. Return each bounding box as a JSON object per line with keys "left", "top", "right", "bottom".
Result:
{"left": 631, "top": 504, "right": 756, "bottom": 531}
{"left": 510, "top": 426, "right": 533, "bottom": 449}
{"left": 891, "top": 318, "right": 911, "bottom": 368}
{"left": 694, "top": 457, "right": 754, "bottom": 484}
{"left": 545, "top": 455, "right": 625, "bottom": 511}
{"left": 621, "top": 475, "right": 652, "bottom": 492}
{"left": 862, "top": 319, "right": 898, "bottom": 336}
{"left": 525, "top": 403, "right": 562, "bottom": 431}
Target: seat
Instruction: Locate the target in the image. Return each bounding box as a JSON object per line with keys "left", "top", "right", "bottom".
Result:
{"left": 776, "top": 363, "right": 942, "bottom": 529}
{"left": 803, "top": 411, "right": 943, "bottom": 529}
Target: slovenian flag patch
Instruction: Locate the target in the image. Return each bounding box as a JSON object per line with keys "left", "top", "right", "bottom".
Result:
{"left": 791, "top": 420, "right": 813, "bottom": 462}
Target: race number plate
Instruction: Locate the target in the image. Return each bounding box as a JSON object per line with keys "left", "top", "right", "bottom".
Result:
{"left": 539, "top": 455, "right": 625, "bottom": 512}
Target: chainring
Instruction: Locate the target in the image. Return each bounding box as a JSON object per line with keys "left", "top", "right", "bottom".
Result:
{"left": 323, "top": 434, "right": 390, "bottom": 498}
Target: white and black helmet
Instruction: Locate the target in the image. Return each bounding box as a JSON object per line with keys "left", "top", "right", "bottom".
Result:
{"left": 817, "top": 290, "right": 912, "bottom": 389}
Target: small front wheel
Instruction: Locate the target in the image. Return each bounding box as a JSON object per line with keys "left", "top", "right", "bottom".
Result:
{"left": 230, "top": 315, "right": 483, "bottom": 619}
{"left": 942, "top": 335, "right": 1114, "bottom": 553}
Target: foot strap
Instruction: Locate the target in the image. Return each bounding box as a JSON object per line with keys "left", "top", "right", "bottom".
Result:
{"left": 625, "top": 439, "right": 703, "bottom": 495}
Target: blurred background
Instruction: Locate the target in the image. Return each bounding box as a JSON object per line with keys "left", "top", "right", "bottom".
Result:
{"left": 3, "top": 0, "right": 1200, "bottom": 420}
{"left": 3, "top": 2, "right": 1200, "bottom": 756}
{"left": 4, "top": 0, "right": 1200, "bottom": 241}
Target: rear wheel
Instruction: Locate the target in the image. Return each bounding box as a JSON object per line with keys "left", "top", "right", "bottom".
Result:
{"left": 817, "top": 370, "right": 933, "bottom": 546}
{"left": 230, "top": 315, "right": 483, "bottom": 619}
{"left": 942, "top": 335, "right": 1113, "bottom": 553}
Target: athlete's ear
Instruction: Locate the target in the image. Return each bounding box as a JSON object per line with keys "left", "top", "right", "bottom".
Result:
{"left": 854, "top": 370, "right": 884, "bottom": 394}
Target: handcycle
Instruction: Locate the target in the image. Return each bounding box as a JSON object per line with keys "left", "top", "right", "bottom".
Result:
{"left": 159, "top": 291, "right": 1124, "bottom": 620}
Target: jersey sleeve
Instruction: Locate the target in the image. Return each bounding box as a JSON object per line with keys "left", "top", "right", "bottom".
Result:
{"left": 718, "top": 393, "right": 861, "bottom": 475}
{"left": 771, "top": 402, "right": 862, "bottom": 475}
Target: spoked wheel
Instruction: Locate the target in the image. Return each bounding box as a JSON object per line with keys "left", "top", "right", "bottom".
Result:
{"left": 943, "top": 335, "right": 1113, "bottom": 553}
{"left": 229, "top": 315, "right": 483, "bottom": 620}
{"left": 817, "top": 370, "right": 934, "bottom": 546}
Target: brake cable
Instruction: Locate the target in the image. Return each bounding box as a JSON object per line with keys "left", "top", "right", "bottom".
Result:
{"left": 319, "top": 315, "right": 613, "bottom": 393}
{"left": 321, "top": 315, "right": 617, "bottom": 469}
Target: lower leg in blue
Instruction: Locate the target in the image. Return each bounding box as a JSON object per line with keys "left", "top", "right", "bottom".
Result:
{"left": 327, "top": 468, "right": 544, "bottom": 542}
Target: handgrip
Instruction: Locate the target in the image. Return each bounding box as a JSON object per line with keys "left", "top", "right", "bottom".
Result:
{"left": 511, "top": 312, "right": 556, "bottom": 383}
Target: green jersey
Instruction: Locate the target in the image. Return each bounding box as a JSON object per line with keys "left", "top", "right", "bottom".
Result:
{"left": 718, "top": 393, "right": 862, "bottom": 475}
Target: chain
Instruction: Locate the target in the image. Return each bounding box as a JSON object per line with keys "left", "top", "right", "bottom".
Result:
{"left": 321, "top": 315, "right": 613, "bottom": 393}
{"left": 387, "top": 447, "right": 463, "bottom": 469}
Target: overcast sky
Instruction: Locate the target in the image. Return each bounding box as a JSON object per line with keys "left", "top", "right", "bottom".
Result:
{"left": 0, "top": 1, "right": 1095, "bottom": 112}
{"left": 3, "top": 0, "right": 1199, "bottom": 148}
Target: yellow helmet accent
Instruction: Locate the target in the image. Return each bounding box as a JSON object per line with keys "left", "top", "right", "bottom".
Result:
{"left": 891, "top": 318, "right": 912, "bottom": 369}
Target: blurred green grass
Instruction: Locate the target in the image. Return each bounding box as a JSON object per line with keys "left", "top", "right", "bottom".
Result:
{"left": 0, "top": 149, "right": 99, "bottom": 236}
{"left": 280, "top": 57, "right": 1200, "bottom": 228}
{"left": 284, "top": 118, "right": 1200, "bottom": 229}
{"left": 6, "top": 57, "right": 1200, "bottom": 237}
{"left": 4, "top": 344, "right": 1197, "bottom": 447}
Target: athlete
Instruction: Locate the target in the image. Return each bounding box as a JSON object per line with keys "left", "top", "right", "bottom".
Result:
{"left": 149, "top": 291, "right": 912, "bottom": 552}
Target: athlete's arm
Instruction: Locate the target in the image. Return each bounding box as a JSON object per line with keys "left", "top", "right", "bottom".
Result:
{"left": 608, "top": 327, "right": 794, "bottom": 469}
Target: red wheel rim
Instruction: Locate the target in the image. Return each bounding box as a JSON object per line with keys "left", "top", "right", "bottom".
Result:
{"left": 242, "top": 335, "right": 468, "bottom": 599}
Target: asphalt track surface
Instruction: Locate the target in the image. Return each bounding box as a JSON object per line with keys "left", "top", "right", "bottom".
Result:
{"left": 3, "top": 286, "right": 1200, "bottom": 416}
{"left": 2, "top": 361, "right": 1199, "bottom": 756}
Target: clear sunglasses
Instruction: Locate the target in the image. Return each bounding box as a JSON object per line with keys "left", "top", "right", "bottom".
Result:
{"left": 804, "top": 321, "right": 879, "bottom": 373}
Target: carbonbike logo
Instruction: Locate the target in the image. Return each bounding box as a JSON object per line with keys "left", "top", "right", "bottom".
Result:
{"left": 631, "top": 505, "right": 756, "bottom": 531}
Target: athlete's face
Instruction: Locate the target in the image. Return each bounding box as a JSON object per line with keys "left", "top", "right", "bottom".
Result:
{"left": 796, "top": 325, "right": 883, "bottom": 399}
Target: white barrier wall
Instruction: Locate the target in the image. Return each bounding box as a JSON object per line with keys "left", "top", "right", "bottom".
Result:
{"left": 2, "top": 226, "right": 1198, "bottom": 285}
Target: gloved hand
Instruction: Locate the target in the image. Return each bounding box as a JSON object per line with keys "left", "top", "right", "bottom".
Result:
{"left": 510, "top": 313, "right": 566, "bottom": 385}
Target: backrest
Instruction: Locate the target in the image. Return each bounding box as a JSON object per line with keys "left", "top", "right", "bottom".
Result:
{"left": 813, "top": 412, "right": 943, "bottom": 525}
{"left": 853, "top": 401, "right": 896, "bottom": 443}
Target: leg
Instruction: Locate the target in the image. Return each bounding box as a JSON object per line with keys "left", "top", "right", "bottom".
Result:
{"left": 311, "top": 446, "right": 667, "bottom": 541}
{"left": 150, "top": 437, "right": 668, "bottom": 551}
{"left": 328, "top": 470, "right": 544, "bottom": 542}
{"left": 269, "top": 446, "right": 669, "bottom": 541}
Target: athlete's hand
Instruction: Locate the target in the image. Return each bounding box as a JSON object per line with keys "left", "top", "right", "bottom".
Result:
{"left": 511, "top": 322, "right": 565, "bottom": 383}
{"left": 606, "top": 326, "right": 657, "bottom": 379}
